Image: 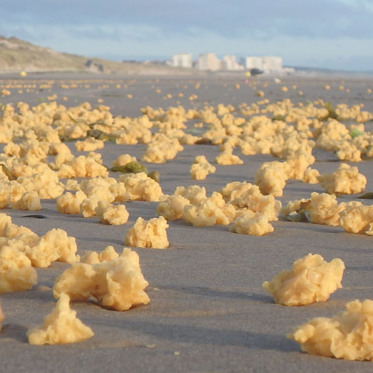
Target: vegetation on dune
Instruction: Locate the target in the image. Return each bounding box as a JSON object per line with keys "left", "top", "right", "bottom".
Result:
{"left": 0, "top": 35, "right": 187, "bottom": 75}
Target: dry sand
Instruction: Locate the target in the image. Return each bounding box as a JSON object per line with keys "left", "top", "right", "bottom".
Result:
{"left": 0, "top": 72, "right": 373, "bottom": 372}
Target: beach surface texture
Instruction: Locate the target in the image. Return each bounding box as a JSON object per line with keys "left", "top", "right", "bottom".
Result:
{"left": 0, "top": 71, "right": 373, "bottom": 372}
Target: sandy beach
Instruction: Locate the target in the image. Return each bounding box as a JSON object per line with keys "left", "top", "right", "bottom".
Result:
{"left": 0, "top": 71, "right": 373, "bottom": 372}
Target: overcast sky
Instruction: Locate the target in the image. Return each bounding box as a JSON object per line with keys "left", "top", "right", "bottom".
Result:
{"left": 1, "top": 0, "right": 373, "bottom": 71}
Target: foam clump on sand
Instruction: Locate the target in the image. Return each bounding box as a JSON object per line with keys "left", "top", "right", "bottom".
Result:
{"left": 0, "top": 167, "right": 64, "bottom": 210}
{"left": 288, "top": 299, "right": 373, "bottom": 361}
{"left": 282, "top": 192, "right": 359, "bottom": 227}
{"left": 262, "top": 253, "right": 345, "bottom": 306}
{"left": 156, "top": 185, "right": 208, "bottom": 221}
{"left": 183, "top": 192, "right": 235, "bottom": 227}
{"left": 81, "top": 245, "right": 119, "bottom": 264}
{"left": 175, "top": 185, "right": 207, "bottom": 205}
{"left": 254, "top": 153, "right": 315, "bottom": 197}
{"left": 75, "top": 137, "right": 104, "bottom": 152}
{"left": 95, "top": 201, "right": 129, "bottom": 225}
{"left": 54, "top": 248, "right": 149, "bottom": 311}
{"left": 0, "top": 213, "right": 79, "bottom": 269}
{"left": 112, "top": 153, "right": 137, "bottom": 168}
{"left": 298, "top": 193, "right": 345, "bottom": 226}
{"left": 316, "top": 119, "right": 373, "bottom": 162}
{"left": 215, "top": 149, "right": 244, "bottom": 165}
{"left": 157, "top": 194, "right": 190, "bottom": 221}
{"left": 10, "top": 191, "right": 41, "bottom": 211}
{"left": 125, "top": 216, "right": 169, "bottom": 249}
{"left": 58, "top": 173, "right": 162, "bottom": 217}
{"left": 318, "top": 163, "right": 367, "bottom": 194}
{"left": 119, "top": 172, "right": 163, "bottom": 201}
{"left": 254, "top": 161, "right": 289, "bottom": 197}
{"left": 142, "top": 134, "right": 183, "bottom": 163}
{"left": 56, "top": 191, "right": 86, "bottom": 214}
{"left": 190, "top": 155, "right": 216, "bottom": 180}
{"left": 225, "top": 182, "right": 282, "bottom": 222}
{"left": 339, "top": 203, "right": 373, "bottom": 235}
{"left": 27, "top": 293, "right": 94, "bottom": 345}
{"left": 58, "top": 152, "right": 109, "bottom": 178}
{"left": 0, "top": 245, "right": 37, "bottom": 293}
{"left": 230, "top": 212, "right": 274, "bottom": 236}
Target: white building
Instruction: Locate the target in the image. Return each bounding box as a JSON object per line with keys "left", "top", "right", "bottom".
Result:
{"left": 196, "top": 53, "right": 221, "bottom": 71}
{"left": 262, "top": 56, "right": 283, "bottom": 72}
{"left": 243, "top": 56, "right": 283, "bottom": 73}
{"left": 171, "top": 53, "right": 193, "bottom": 68}
{"left": 243, "top": 56, "right": 264, "bottom": 70}
{"left": 222, "top": 55, "right": 244, "bottom": 71}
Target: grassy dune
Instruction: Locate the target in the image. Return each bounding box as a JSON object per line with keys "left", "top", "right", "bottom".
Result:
{"left": 0, "top": 35, "right": 188, "bottom": 75}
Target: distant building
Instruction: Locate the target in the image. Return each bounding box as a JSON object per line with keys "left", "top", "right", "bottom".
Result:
{"left": 262, "top": 56, "right": 283, "bottom": 72}
{"left": 168, "top": 53, "right": 285, "bottom": 73}
{"left": 196, "top": 53, "right": 221, "bottom": 71}
{"left": 243, "top": 56, "right": 283, "bottom": 73}
{"left": 170, "top": 53, "right": 193, "bottom": 68}
{"left": 222, "top": 55, "right": 244, "bottom": 71}
{"left": 243, "top": 56, "right": 264, "bottom": 71}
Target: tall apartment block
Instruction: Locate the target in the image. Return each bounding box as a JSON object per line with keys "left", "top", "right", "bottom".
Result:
{"left": 222, "top": 55, "right": 244, "bottom": 71}
{"left": 196, "top": 53, "right": 221, "bottom": 71}
{"left": 171, "top": 53, "right": 193, "bottom": 68}
{"left": 243, "top": 56, "right": 283, "bottom": 72}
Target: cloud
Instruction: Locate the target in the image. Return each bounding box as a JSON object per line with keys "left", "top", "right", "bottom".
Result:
{"left": 2, "top": 0, "right": 373, "bottom": 40}
{"left": 1, "top": 0, "right": 373, "bottom": 70}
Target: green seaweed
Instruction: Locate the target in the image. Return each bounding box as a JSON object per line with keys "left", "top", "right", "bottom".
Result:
{"left": 110, "top": 161, "right": 160, "bottom": 182}
{"left": 358, "top": 192, "right": 373, "bottom": 199}
{"left": 148, "top": 170, "right": 160, "bottom": 182}
{"left": 272, "top": 114, "right": 286, "bottom": 122}
{"left": 87, "top": 129, "right": 116, "bottom": 142}
{"left": 111, "top": 161, "right": 148, "bottom": 175}
{"left": 349, "top": 128, "right": 364, "bottom": 138}
{"left": 322, "top": 102, "right": 339, "bottom": 120}
{"left": 0, "top": 164, "right": 14, "bottom": 180}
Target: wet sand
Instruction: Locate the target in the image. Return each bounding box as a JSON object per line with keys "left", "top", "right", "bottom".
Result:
{"left": 0, "top": 72, "right": 373, "bottom": 372}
